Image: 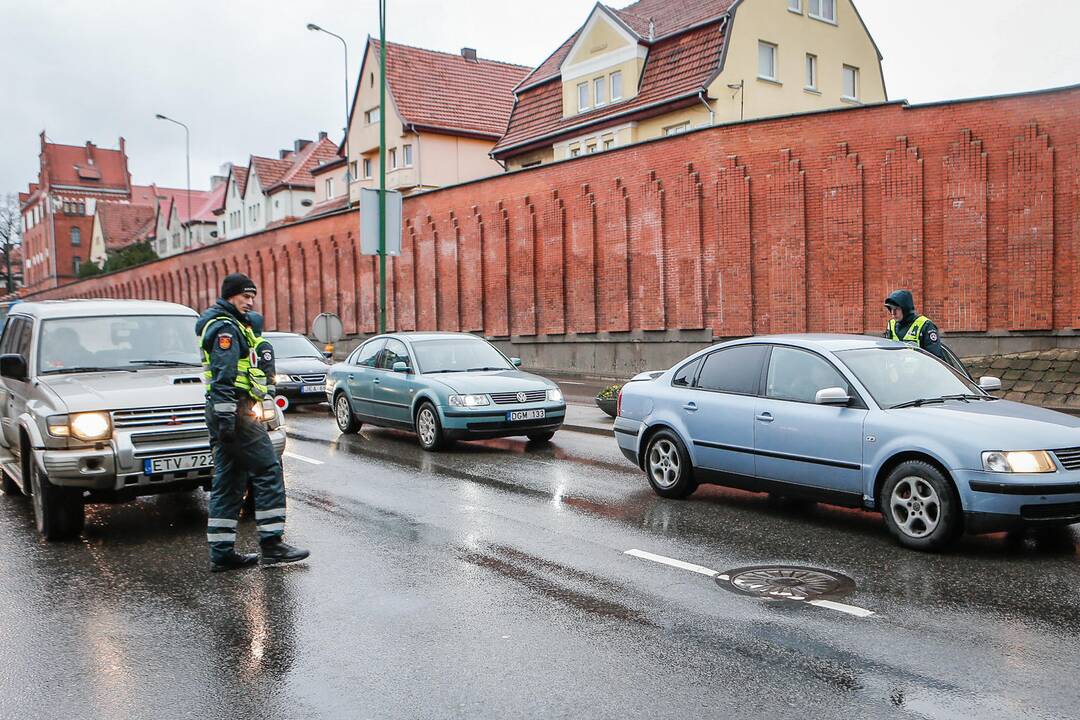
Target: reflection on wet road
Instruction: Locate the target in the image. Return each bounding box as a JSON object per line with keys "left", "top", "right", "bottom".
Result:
{"left": 1, "top": 407, "right": 1077, "bottom": 719}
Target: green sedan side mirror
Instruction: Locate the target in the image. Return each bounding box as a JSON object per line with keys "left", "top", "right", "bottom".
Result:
{"left": 510, "top": 357, "right": 522, "bottom": 367}
{"left": 392, "top": 361, "right": 411, "bottom": 374}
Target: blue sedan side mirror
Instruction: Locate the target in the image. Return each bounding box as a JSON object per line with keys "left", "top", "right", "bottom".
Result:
{"left": 511, "top": 357, "right": 522, "bottom": 367}
{"left": 392, "top": 361, "right": 411, "bottom": 374}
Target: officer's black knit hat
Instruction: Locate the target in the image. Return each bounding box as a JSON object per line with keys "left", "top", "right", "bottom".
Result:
{"left": 221, "top": 272, "right": 257, "bottom": 299}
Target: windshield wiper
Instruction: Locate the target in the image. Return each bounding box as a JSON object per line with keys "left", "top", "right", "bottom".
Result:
{"left": 42, "top": 366, "right": 137, "bottom": 375}
{"left": 425, "top": 369, "right": 468, "bottom": 374}
{"left": 466, "top": 366, "right": 506, "bottom": 372}
{"left": 891, "top": 394, "right": 989, "bottom": 409}
{"left": 127, "top": 360, "right": 201, "bottom": 367}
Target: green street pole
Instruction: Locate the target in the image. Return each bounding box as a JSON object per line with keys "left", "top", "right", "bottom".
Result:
{"left": 378, "top": 0, "right": 387, "bottom": 333}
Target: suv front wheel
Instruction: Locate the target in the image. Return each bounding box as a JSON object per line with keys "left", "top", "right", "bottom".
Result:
{"left": 30, "top": 459, "right": 85, "bottom": 541}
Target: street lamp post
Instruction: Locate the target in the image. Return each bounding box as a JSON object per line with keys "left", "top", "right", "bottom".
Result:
{"left": 154, "top": 113, "right": 191, "bottom": 246}
{"left": 306, "top": 23, "right": 351, "bottom": 186}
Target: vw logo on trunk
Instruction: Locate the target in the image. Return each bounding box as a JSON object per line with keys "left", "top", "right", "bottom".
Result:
{"left": 516, "top": 392, "right": 528, "bottom": 403}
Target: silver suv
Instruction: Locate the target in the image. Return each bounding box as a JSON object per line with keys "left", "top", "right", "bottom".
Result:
{"left": 0, "top": 300, "right": 287, "bottom": 540}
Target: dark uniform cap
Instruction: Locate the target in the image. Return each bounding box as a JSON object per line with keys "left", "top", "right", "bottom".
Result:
{"left": 221, "top": 273, "right": 257, "bottom": 299}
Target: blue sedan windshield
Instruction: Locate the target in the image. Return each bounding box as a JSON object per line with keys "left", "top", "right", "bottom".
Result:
{"left": 412, "top": 338, "right": 512, "bottom": 374}
{"left": 837, "top": 347, "right": 981, "bottom": 409}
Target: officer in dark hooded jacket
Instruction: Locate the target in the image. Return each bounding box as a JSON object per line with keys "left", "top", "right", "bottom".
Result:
{"left": 884, "top": 289, "right": 944, "bottom": 359}
{"left": 196, "top": 273, "right": 309, "bottom": 572}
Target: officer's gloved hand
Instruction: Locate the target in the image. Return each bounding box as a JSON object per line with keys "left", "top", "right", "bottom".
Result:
{"left": 218, "top": 424, "right": 237, "bottom": 446}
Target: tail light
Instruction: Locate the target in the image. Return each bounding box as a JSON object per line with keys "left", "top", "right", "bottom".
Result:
{"left": 616, "top": 387, "right": 623, "bottom": 417}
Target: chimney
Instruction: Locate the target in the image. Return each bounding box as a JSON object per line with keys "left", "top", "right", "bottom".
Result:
{"left": 294, "top": 138, "right": 313, "bottom": 153}
{"left": 318, "top": 131, "right": 328, "bottom": 141}
{"left": 85, "top": 141, "right": 95, "bottom": 164}
{"left": 279, "top": 149, "right": 291, "bottom": 160}
{"left": 648, "top": 18, "right": 655, "bottom": 41}
{"left": 461, "top": 47, "right": 478, "bottom": 62}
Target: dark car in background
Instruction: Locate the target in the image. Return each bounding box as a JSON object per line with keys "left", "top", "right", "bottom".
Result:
{"left": 265, "top": 331, "right": 331, "bottom": 411}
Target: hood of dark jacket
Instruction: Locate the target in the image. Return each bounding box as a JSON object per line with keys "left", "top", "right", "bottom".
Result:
{"left": 885, "top": 289, "right": 916, "bottom": 322}
{"left": 247, "top": 312, "right": 265, "bottom": 336}
{"left": 195, "top": 298, "right": 246, "bottom": 337}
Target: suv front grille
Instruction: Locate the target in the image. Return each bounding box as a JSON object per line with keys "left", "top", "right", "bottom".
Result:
{"left": 490, "top": 390, "right": 547, "bottom": 405}
{"left": 1051, "top": 447, "right": 1080, "bottom": 471}
{"left": 290, "top": 373, "right": 326, "bottom": 384}
{"left": 113, "top": 405, "right": 205, "bottom": 429}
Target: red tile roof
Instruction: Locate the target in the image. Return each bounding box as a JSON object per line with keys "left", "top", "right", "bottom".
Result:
{"left": 267, "top": 137, "right": 341, "bottom": 192}
{"left": 303, "top": 193, "right": 350, "bottom": 219}
{"left": 40, "top": 139, "right": 130, "bottom": 194}
{"left": 518, "top": 0, "right": 736, "bottom": 90}
{"left": 250, "top": 155, "right": 293, "bottom": 193}
{"left": 228, "top": 164, "right": 249, "bottom": 198}
{"left": 495, "top": 21, "right": 726, "bottom": 156}
{"left": 311, "top": 156, "right": 347, "bottom": 176}
{"left": 96, "top": 202, "right": 157, "bottom": 251}
{"left": 160, "top": 188, "right": 214, "bottom": 227}
{"left": 366, "top": 39, "right": 531, "bottom": 139}
{"left": 189, "top": 181, "right": 227, "bottom": 223}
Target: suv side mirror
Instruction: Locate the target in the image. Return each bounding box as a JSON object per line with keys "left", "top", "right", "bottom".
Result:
{"left": 392, "top": 361, "right": 411, "bottom": 374}
{"left": 510, "top": 357, "right": 522, "bottom": 367}
{"left": 978, "top": 376, "right": 1002, "bottom": 392}
{"left": 815, "top": 387, "right": 851, "bottom": 405}
{"left": 0, "top": 354, "right": 27, "bottom": 381}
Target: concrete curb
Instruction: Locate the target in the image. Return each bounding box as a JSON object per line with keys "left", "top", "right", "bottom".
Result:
{"left": 561, "top": 422, "right": 614, "bottom": 437}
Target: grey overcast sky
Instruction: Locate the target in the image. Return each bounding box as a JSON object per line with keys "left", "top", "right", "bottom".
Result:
{"left": 2, "top": 0, "right": 1078, "bottom": 197}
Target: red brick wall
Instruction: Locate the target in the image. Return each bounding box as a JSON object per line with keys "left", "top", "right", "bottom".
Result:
{"left": 27, "top": 85, "right": 1080, "bottom": 339}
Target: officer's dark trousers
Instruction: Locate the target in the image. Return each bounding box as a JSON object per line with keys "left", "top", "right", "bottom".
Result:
{"left": 205, "top": 400, "right": 286, "bottom": 561}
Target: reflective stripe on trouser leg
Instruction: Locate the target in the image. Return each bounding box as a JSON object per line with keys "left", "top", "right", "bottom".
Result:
{"left": 239, "top": 415, "right": 287, "bottom": 542}
{"left": 205, "top": 408, "right": 248, "bottom": 561}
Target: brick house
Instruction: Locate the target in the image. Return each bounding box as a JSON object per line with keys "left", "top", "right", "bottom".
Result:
{"left": 19, "top": 133, "right": 134, "bottom": 289}
{"left": 345, "top": 39, "right": 530, "bottom": 199}
{"left": 493, "top": 0, "right": 886, "bottom": 169}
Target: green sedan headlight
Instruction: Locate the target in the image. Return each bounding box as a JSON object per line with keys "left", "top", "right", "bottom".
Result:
{"left": 547, "top": 387, "right": 564, "bottom": 403}
{"left": 69, "top": 412, "right": 113, "bottom": 442}
{"left": 982, "top": 450, "right": 1056, "bottom": 474}
{"left": 449, "top": 394, "right": 490, "bottom": 407}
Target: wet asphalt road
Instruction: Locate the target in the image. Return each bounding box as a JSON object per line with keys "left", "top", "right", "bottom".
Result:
{"left": 1, "top": 407, "right": 1079, "bottom": 719}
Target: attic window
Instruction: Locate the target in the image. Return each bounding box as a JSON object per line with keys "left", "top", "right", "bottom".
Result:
{"left": 809, "top": 0, "right": 836, "bottom": 23}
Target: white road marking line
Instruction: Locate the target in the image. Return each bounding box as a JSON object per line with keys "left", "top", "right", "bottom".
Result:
{"left": 625, "top": 549, "right": 874, "bottom": 618}
{"left": 624, "top": 549, "right": 720, "bottom": 577}
{"left": 807, "top": 599, "right": 875, "bottom": 617}
{"left": 284, "top": 451, "right": 324, "bottom": 465}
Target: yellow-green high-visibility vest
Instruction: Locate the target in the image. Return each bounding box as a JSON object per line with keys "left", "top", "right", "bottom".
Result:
{"left": 888, "top": 315, "right": 929, "bottom": 347}
{"left": 200, "top": 316, "right": 269, "bottom": 401}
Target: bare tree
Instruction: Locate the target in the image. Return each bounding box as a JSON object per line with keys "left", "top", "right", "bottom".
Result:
{"left": 0, "top": 193, "right": 21, "bottom": 294}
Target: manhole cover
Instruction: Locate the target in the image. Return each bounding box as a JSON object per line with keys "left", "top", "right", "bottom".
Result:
{"left": 716, "top": 565, "right": 855, "bottom": 602}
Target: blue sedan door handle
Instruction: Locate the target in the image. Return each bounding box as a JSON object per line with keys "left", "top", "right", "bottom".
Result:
{"left": 683, "top": 402, "right": 698, "bottom": 412}
{"left": 756, "top": 412, "right": 774, "bottom": 423}
{"left": 372, "top": 378, "right": 381, "bottom": 385}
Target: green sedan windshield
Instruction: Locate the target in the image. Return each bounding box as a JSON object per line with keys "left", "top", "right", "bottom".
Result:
{"left": 412, "top": 337, "right": 512, "bottom": 374}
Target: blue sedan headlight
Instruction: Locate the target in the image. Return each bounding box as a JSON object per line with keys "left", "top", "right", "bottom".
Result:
{"left": 547, "top": 387, "right": 564, "bottom": 403}
{"left": 982, "top": 450, "right": 1056, "bottom": 473}
{"left": 449, "top": 394, "right": 490, "bottom": 407}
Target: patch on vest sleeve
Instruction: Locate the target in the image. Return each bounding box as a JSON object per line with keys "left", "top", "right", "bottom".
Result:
{"left": 218, "top": 334, "right": 233, "bottom": 350}
{"left": 928, "top": 331, "right": 938, "bottom": 343}
{"left": 262, "top": 350, "right": 273, "bottom": 362}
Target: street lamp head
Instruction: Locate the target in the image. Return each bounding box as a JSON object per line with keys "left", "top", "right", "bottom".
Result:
{"left": 154, "top": 113, "right": 167, "bottom": 120}
{"left": 306, "top": 23, "right": 321, "bottom": 31}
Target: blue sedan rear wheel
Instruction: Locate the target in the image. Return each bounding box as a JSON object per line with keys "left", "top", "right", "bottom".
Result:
{"left": 644, "top": 430, "right": 697, "bottom": 499}
{"left": 880, "top": 460, "right": 961, "bottom": 551}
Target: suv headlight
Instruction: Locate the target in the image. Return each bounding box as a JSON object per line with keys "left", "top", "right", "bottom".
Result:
{"left": 52, "top": 412, "right": 112, "bottom": 442}
{"left": 448, "top": 394, "right": 490, "bottom": 407}
{"left": 547, "top": 387, "right": 564, "bottom": 403}
{"left": 982, "top": 450, "right": 1056, "bottom": 473}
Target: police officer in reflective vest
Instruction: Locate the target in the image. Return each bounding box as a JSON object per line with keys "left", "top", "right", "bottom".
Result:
{"left": 884, "top": 289, "right": 945, "bottom": 359}
{"left": 196, "top": 273, "right": 309, "bottom": 572}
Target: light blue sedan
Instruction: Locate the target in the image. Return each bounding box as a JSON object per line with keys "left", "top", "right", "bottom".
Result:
{"left": 615, "top": 335, "right": 1080, "bottom": 550}
{"left": 327, "top": 333, "right": 565, "bottom": 450}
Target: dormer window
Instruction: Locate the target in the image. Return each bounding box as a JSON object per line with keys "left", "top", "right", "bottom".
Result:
{"left": 610, "top": 71, "right": 623, "bottom": 100}
{"left": 593, "top": 77, "right": 607, "bottom": 107}
{"left": 577, "top": 83, "right": 589, "bottom": 112}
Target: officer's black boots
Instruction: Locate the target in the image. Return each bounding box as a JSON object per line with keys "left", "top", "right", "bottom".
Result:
{"left": 210, "top": 550, "right": 259, "bottom": 573}
{"left": 259, "top": 537, "right": 310, "bottom": 566}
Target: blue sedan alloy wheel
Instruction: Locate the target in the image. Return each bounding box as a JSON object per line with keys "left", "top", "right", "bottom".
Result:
{"left": 334, "top": 394, "right": 361, "bottom": 434}
{"left": 879, "top": 460, "right": 961, "bottom": 551}
{"left": 645, "top": 431, "right": 697, "bottom": 499}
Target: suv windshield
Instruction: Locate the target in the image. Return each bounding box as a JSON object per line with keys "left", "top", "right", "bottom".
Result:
{"left": 837, "top": 347, "right": 983, "bottom": 409}
{"left": 412, "top": 337, "right": 512, "bottom": 374}
{"left": 38, "top": 315, "right": 200, "bottom": 374}
{"left": 268, "top": 335, "right": 324, "bottom": 359}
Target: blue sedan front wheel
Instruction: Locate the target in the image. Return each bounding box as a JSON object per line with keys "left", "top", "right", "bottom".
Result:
{"left": 880, "top": 461, "right": 961, "bottom": 551}
{"left": 644, "top": 430, "right": 697, "bottom": 499}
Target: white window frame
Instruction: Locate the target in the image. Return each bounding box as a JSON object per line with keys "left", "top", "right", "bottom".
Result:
{"left": 788, "top": 0, "right": 802, "bottom": 13}
{"left": 809, "top": 0, "right": 836, "bottom": 23}
{"left": 325, "top": 178, "right": 334, "bottom": 198}
{"left": 610, "top": 70, "right": 623, "bottom": 101}
{"left": 805, "top": 53, "right": 818, "bottom": 91}
{"left": 403, "top": 144, "right": 413, "bottom": 166}
{"left": 842, "top": 64, "right": 859, "bottom": 101}
{"left": 603, "top": 138, "right": 615, "bottom": 151}
{"left": 365, "top": 106, "right": 380, "bottom": 124}
{"left": 569, "top": 146, "right": 581, "bottom": 158}
{"left": 757, "top": 41, "right": 778, "bottom": 82}
{"left": 577, "top": 82, "right": 589, "bottom": 112}
{"left": 363, "top": 158, "right": 372, "bottom": 179}
{"left": 593, "top": 76, "right": 606, "bottom": 107}
{"left": 389, "top": 147, "right": 397, "bottom": 170}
